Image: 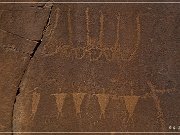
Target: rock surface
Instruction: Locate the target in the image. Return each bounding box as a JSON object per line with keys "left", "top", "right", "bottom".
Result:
{"left": 0, "top": 1, "right": 179, "bottom": 134}
{"left": 0, "top": 1, "right": 52, "bottom": 133}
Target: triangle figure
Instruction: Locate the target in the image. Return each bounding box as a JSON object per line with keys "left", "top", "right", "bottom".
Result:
{"left": 73, "top": 93, "right": 86, "bottom": 115}
{"left": 31, "top": 91, "right": 40, "bottom": 120}
{"left": 124, "top": 96, "right": 139, "bottom": 118}
{"left": 96, "top": 94, "right": 109, "bottom": 118}
{"left": 52, "top": 93, "right": 67, "bottom": 117}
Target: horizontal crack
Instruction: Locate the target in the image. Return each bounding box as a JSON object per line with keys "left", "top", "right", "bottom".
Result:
{"left": 0, "top": 45, "right": 32, "bottom": 56}
{"left": 0, "top": 28, "right": 38, "bottom": 43}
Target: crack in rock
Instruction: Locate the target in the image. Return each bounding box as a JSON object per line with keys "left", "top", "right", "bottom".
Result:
{"left": 0, "top": 45, "right": 32, "bottom": 55}
{"left": 11, "top": 4, "right": 54, "bottom": 134}
{"left": 0, "top": 28, "right": 38, "bottom": 43}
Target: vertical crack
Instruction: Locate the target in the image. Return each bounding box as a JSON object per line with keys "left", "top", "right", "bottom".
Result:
{"left": 11, "top": 3, "right": 53, "bottom": 134}
{"left": 30, "top": 39, "right": 42, "bottom": 58}
{"left": 14, "top": 88, "right": 20, "bottom": 104}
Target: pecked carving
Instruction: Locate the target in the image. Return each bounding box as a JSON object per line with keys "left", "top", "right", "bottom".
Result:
{"left": 42, "top": 7, "right": 141, "bottom": 63}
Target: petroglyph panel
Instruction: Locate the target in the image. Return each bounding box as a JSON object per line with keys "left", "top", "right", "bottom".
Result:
{"left": 42, "top": 7, "right": 141, "bottom": 63}
{"left": 11, "top": 3, "right": 180, "bottom": 133}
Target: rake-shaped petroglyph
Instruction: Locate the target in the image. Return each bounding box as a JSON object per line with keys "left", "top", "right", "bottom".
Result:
{"left": 42, "top": 7, "right": 141, "bottom": 62}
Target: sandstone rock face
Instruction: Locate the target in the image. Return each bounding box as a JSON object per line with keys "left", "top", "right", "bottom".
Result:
{"left": 0, "top": 1, "right": 179, "bottom": 134}
{"left": 0, "top": 1, "right": 52, "bottom": 133}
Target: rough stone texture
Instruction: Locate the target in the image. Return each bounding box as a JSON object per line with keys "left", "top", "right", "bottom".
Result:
{"left": 0, "top": 1, "right": 52, "bottom": 133}
{"left": 0, "top": 1, "right": 179, "bottom": 134}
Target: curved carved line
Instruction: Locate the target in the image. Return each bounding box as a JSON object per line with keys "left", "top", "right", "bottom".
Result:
{"left": 121, "top": 14, "right": 141, "bottom": 61}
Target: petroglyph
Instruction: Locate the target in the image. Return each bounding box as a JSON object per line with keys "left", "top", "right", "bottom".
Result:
{"left": 7, "top": 3, "right": 179, "bottom": 133}
{"left": 72, "top": 93, "right": 86, "bottom": 115}
{"left": 96, "top": 93, "right": 109, "bottom": 118}
{"left": 74, "top": 47, "right": 86, "bottom": 59}
{"left": 51, "top": 93, "right": 67, "bottom": 118}
{"left": 115, "top": 13, "right": 120, "bottom": 49}
{"left": 103, "top": 14, "right": 121, "bottom": 62}
{"left": 30, "top": 91, "right": 40, "bottom": 120}
{"left": 34, "top": 90, "right": 150, "bottom": 120}
{"left": 68, "top": 6, "right": 73, "bottom": 46}
{"left": 99, "top": 11, "right": 104, "bottom": 49}
{"left": 43, "top": 8, "right": 60, "bottom": 56}
{"left": 85, "top": 7, "right": 91, "bottom": 48}
{"left": 42, "top": 8, "right": 141, "bottom": 62}
{"left": 147, "top": 81, "right": 166, "bottom": 132}
{"left": 45, "top": 8, "right": 60, "bottom": 37}
{"left": 120, "top": 14, "right": 141, "bottom": 61}
{"left": 124, "top": 96, "right": 140, "bottom": 119}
